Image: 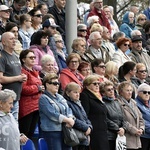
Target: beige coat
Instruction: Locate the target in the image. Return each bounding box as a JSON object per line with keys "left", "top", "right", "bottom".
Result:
{"left": 112, "top": 49, "right": 131, "bottom": 68}
{"left": 118, "top": 96, "right": 145, "bottom": 149}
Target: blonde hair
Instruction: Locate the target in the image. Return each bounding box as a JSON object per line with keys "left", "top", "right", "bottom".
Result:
{"left": 136, "top": 13, "right": 147, "bottom": 22}
{"left": 71, "top": 37, "right": 86, "bottom": 49}
{"left": 90, "top": 23, "right": 103, "bottom": 33}
{"left": 65, "top": 82, "right": 81, "bottom": 94}
{"left": 53, "top": 34, "right": 63, "bottom": 42}
{"left": 136, "top": 63, "right": 146, "bottom": 71}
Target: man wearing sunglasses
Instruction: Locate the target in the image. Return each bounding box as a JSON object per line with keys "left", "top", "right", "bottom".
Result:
{"left": 129, "top": 35, "right": 150, "bottom": 75}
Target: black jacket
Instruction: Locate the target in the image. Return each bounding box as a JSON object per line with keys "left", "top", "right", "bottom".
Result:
{"left": 103, "top": 96, "right": 127, "bottom": 140}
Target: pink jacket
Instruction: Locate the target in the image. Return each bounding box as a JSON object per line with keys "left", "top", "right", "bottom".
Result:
{"left": 30, "top": 45, "right": 58, "bottom": 71}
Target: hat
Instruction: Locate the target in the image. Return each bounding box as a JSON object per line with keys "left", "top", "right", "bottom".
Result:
{"left": 131, "top": 35, "right": 143, "bottom": 42}
{"left": 137, "top": 83, "right": 150, "bottom": 93}
{"left": 0, "top": 5, "right": 11, "bottom": 11}
{"left": 43, "top": 18, "right": 59, "bottom": 28}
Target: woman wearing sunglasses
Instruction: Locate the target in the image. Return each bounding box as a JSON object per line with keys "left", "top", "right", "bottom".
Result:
{"left": 19, "top": 49, "right": 44, "bottom": 139}
{"left": 100, "top": 81, "right": 126, "bottom": 150}
{"left": 118, "top": 81, "right": 144, "bottom": 150}
{"left": 80, "top": 74, "right": 110, "bottom": 150}
{"left": 112, "top": 37, "right": 132, "bottom": 68}
{"left": 39, "top": 73, "right": 75, "bottom": 150}
{"left": 136, "top": 83, "right": 150, "bottom": 150}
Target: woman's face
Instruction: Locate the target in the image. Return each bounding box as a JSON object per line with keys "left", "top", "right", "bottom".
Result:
{"left": 103, "top": 85, "right": 115, "bottom": 98}
{"left": 23, "top": 52, "right": 36, "bottom": 67}
{"left": 41, "top": 36, "right": 49, "bottom": 47}
{"left": 136, "top": 66, "right": 147, "bottom": 80}
{"left": 86, "top": 80, "right": 100, "bottom": 93}
{"left": 0, "top": 97, "right": 13, "bottom": 113}
{"left": 129, "top": 66, "right": 137, "bottom": 77}
{"left": 42, "top": 60, "right": 55, "bottom": 73}
{"left": 120, "top": 85, "right": 133, "bottom": 101}
{"left": 68, "top": 57, "right": 80, "bottom": 71}
{"left": 25, "top": 17, "right": 32, "bottom": 29}
{"left": 67, "top": 89, "right": 80, "bottom": 101}
{"left": 138, "top": 89, "right": 150, "bottom": 101}
{"left": 10, "top": 26, "right": 18, "bottom": 39}
{"left": 79, "top": 66, "right": 91, "bottom": 77}
{"left": 119, "top": 41, "right": 130, "bottom": 53}
{"left": 55, "top": 39, "right": 63, "bottom": 49}
{"left": 40, "top": 5, "right": 48, "bottom": 15}
{"left": 46, "top": 79, "right": 59, "bottom": 95}
{"left": 76, "top": 41, "right": 86, "bottom": 54}
{"left": 94, "top": 62, "right": 106, "bottom": 76}
{"left": 128, "top": 12, "right": 135, "bottom": 24}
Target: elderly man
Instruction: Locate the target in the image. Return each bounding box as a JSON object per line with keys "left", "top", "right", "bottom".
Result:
{"left": 0, "top": 32, "right": 27, "bottom": 120}
{"left": 88, "top": 0, "right": 111, "bottom": 33}
{"left": 129, "top": 35, "right": 150, "bottom": 75}
{"left": 87, "top": 31, "right": 111, "bottom": 63}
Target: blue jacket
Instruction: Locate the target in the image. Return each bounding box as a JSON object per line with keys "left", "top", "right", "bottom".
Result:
{"left": 64, "top": 95, "right": 93, "bottom": 146}
{"left": 39, "top": 90, "right": 73, "bottom": 131}
{"left": 143, "top": 7, "right": 150, "bottom": 20}
{"left": 135, "top": 96, "right": 150, "bottom": 138}
{"left": 120, "top": 12, "right": 135, "bottom": 38}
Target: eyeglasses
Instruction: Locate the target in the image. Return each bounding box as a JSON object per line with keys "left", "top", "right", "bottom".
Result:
{"left": 2, "top": 10, "right": 10, "bottom": 13}
{"left": 56, "top": 40, "right": 63, "bottom": 43}
{"left": 81, "top": 68, "right": 91, "bottom": 72}
{"left": 79, "top": 30, "right": 87, "bottom": 32}
{"left": 91, "top": 82, "right": 100, "bottom": 86}
{"left": 124, "top": 43, "right": 130, "bottom": 47}
{"left": 70, "top": 61, "right": 79, "bottom": 64}
{"left": 141, "top": 91, "right": 150, "bottom": 95}
{"left": 26, "top": 56, "right": 36, "bottom": 60}
{"left": 140, "top": 18, "right": 147, "bottom": 21}
{"left": 34, "top": 14, "right": 43, "bottom": 17}
{"left": 137, "top": 70, "right": 147, "bottom": 73}
{"left": 48, "top": 81, "right": 60, "bottom": 86}
{"left": 106, "top": 88, "right": 114, "bottom": 92}
{"left": 97, "top": 65, "right": 106, "bottom": 68}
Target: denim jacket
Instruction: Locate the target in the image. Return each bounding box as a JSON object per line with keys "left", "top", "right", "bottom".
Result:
{"left": 39, "top": 90, "right": 73, "bottom": 131}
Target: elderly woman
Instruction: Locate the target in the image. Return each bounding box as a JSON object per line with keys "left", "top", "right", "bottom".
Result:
{"left": 72, "top": 37, "right": 94, "bottom": 63}
{"left": 39, "top": 73, "right": 75, "bottom": 150}
{"left": 78, "top": 61, "right": 91, "bottom": 77}
{"left": 135, "top": 14, "right": 147, "bottom": 30}
{"left": 80, "top": 74, "right": 109, "bottom": 150}
{"left": 64, "top": 82, "right": 92, "bottom": 150}
{"left": 112, "top": 37, "right": 132, "bottom": 68}
{"left": 136, "top": 63, "right": 149, "bottom": 85}
{"left": 77, "top": 24, "right": 87, "bottom": 39}
{"left": 30, "top": 30, "right": 58, "bottom": 72}
{"left": 60, "top": 53, "right": 84, "bottom": 91}
{"left": 39, "top": 54, "right": 56, "bottom": 80}
{"left": 118, "top": 81, "right": 145, "bottom": 150}
{"left": 19, "top": 49, "right": 44, "bottom": 139}
{"left": 136, "top": 83, "right": 150, "bottom": 150}
{"left": 100, "top": 81, "right": 126, "bottom": 150}
{"left": 0, "top": 89, "right": 28, "bottom": 150}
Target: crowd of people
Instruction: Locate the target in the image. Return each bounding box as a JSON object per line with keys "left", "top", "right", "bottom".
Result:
{"left": 0, "top": 0, "right": 150, "bottom": 150}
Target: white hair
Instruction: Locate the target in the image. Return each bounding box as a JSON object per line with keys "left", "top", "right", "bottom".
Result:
{"left": 131, "top": 30, "right": 142, "bottom": 38}
{"left": 41, "top": 54, "right": 55, "bottom": 67}
{"left": 89, "top": 31, "right": 101, "bottom": 41}
{"left": 87, "top": 15, "right": 99, "bottom": 27}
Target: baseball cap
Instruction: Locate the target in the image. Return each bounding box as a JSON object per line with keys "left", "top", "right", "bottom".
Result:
{"left": 43, "top": 18, "right": 59, "bottom": 28}
{"left": 0, "top": 5, "right": 11, "bottom": 11}
{"left": 131, "top": 35, "right": 143, "bottom": 42}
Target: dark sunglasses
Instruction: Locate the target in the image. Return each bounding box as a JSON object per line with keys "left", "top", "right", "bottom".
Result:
{"left": 124, "top": 43, "right": 130, "bottom": 47}
{"left": 26, "top": 56, "right": 36, "bottom": 60}
{"left": 34, "top": 14, "right": 43, "bottom": 17}
{"left": 140, "top": 18, "right": 146, "bottom": 21}
{"left": 97, "top": 65, "right": 106, "bottom": 68}
{"left": 2, "top": 10, "right": 11, "bottom": 13}
{"left": 79, "top": 30, "right": 87, "bottom": 32}
{"left": 91, "top": 82, "right": 100, "bottom": 86}
{"left": 56, "top": 40, "right": 63, "bottom": 43}
{"left": 106, "top": 88, "right": 114, "bottom": 92}
{"left": 138, "top": 70, "right": 147, "bottom": 73}
{"left": 141, "top": 91, "right": 150, "bottom": 95}
{"left": 48, "top": 81, "right": 60, "bottom": 86}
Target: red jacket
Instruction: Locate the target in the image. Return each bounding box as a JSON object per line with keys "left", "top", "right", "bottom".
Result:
{"left": 88, "top": 7, "right": 111, "bottom": 33}
{"left": 19, "top": 67, "right": 42, "bottom": 119}
{"left": 60, "top": 68, "right": 84, "bottom": 91}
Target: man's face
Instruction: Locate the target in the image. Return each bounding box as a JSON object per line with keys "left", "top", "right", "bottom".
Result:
{"left": 91, "top": 33, "right": 102, "bottom": 49}
{"left": 94, "top": 0, "right": 103, "bottom": 10}
{"left": 14, "top": 1, "right": 25, "bottom": 11}
{"left": 55, "top": 0, "right": 66, "bottom": 9}
{"left": 132, "top": 41, "right": 142, "bottom": 51}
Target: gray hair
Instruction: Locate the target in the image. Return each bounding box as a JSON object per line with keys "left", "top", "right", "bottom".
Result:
{"left": 87, "top": 15, "right": 99, "bottom": 27}
{"left": 77, "top": 24, "right": 87, "bottom": 31}
{"left": 0, "top": 89, "right": 16, "bottom": 102}
{"left": 89, "top": 31, "right": 101, "bottom": 41}
{"left": 112, "top": 31, "right": 125, "bottom": 41}
{"left": 131, "top": 30, "right": 142, "bottom": 38}
{"left": 41, "top": 54, "right": 55, "bottom": 67}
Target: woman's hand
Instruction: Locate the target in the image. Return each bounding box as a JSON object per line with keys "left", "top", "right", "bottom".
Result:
{"left": 118, "top": 128, "right": 125, "bottom": 136}
{"left": 64, "top": 117, "right": 75, "bottom": 127}
{"left": 20, "top": 133, "right": 28, "bottom": 145}
{"left": 85, "top": 127, "right": 91, "bottom": 136}
{"left": 135, "top": 129, "right": 143, "bottom": 136}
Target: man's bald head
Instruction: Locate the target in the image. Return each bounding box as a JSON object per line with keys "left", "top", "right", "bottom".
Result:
{"left": 1, "top": 32, "right": 15, "bottom": 43}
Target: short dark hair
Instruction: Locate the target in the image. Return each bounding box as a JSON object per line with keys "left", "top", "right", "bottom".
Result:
{"left": 19, "top": 49, "right": 34, "bottom": 65}
{"left": 30, "top": 30, "right": 49, "bottom": 45}
{"left": 91, "top": 58, "right": 104, "bottom": 73}
{"left": 5, "top": 22, "right": 18, "bottom": 31}
{"left": 28, "top": 7, "right": 40, "bottom": 17}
